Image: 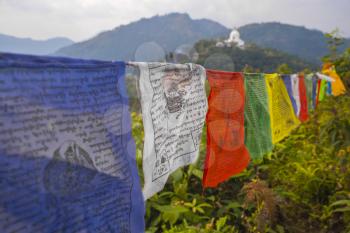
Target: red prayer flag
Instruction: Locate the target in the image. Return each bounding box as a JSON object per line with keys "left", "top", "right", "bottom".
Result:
{"left": 203, "top": 70, "right": 250, "bottom": 188}
{"left": 315, "top": 79, "right": 322, "bottom": 108}
{"left": 298, "top": 74, "right": 309, "bottom": 122}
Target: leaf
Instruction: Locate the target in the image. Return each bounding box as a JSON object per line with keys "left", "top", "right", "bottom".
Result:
{"left": 197, "top": 203, "right": 213, "bottom": 208}
{"left": 215, "top": 216, "right": 228, "bottom": 231}
{"left": 158, "top": 191, "right": 175, "bottom": 198}
{"left": 226, "top": 202, "right": 241, "bottom": 210}
{"left": 191, "top": 168, "right": 203, "bottom": 180}
{"left": 195, "top": 207, "right": 205, "bottom": 214}
{"left": 162, "top": 212, "right": 180, "bottom": 225}
{"left": 207, "top": 196, "right": 216, "bottom": 202}
{"left": 332, "top": 207, "right": 350, "bottom": 213}
{"left": 171, "top": 169, "right": 184, "bottom": 182}
{"left": 153, "top": 204, "right": 189, "bottom": 214}
{"left": 330, "top": 199, "right": 350, "bottom": 207}
{"left": 276, "top": 225, "right": 285, "bottom": 233}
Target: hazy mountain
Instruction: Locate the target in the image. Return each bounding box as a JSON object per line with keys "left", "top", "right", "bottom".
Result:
{"left": 55, "top": 14, "right": 349, "bottom": 64}
{"left": 55, "top": 13, "right": 231, "bottom": 61}
{"left": 0, "top": 34, "right": 74, "bottom": 55}
{"left": 238, "top": 22, "right": 350, "bottom": 64}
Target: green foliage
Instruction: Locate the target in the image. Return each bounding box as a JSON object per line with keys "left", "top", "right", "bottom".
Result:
{"left": 324, "top": 29, "right": 345, "bottom": 62}
{"left": 194, "top": 40, "right": 318, "bottom": 73}
{"left": 323, "top": 31, "right": 350, "bottom": 90}
{"left": 131, "top": 93, "right": 350, "bottom": 233}
{"left": 276, "top": 63, "right": 292, "bottom": 74}
{"left": 265, "top": 95, "right": 350, "bottom": 232}
{"left": 334, "top": 48, "right": 350, "bottom": 90}
{"left": 131, "top": 112, "right": 144, "bottom": 183}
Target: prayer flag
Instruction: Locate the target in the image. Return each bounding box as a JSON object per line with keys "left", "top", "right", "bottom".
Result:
{"left": 291, "top": 74, "right": 301, "bottom": 117}
{"left": 305, "top": 74, "right": 315, "bottom": 112}
{"left": 0, "top": 53, "right": 145, "bottom": 233}
{"left": 298, "top": 74, "right": 309, "bottom": 122}
{"left": 244, "top": 73, "right": 273, "bottom": 161}
{"left": 322, "top": 63, "right": 346, "bottom": 96}
{"left": 137, "top": 63, "right": 208, "bottom": 199}
{"left": 282, "top": 75, "right": 298, "bottom": 115}
{"left": 203, "top": 70, "right": 250, "bottom": 188}
{"left": 265, "top": 74, "right": 300, "bottom": 144}
{"left": 318, "top": 79, "right": 327, "bottom": 102}
{"left": 312, "top": 76, "right": 318, "bottom": 109}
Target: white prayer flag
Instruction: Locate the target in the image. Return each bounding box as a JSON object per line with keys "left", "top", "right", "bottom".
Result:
{"left": 136, "top": 63, "right": 208, "bottom": 199}
{"left": 291, "top": 74, "right": 301, "bottom": 117}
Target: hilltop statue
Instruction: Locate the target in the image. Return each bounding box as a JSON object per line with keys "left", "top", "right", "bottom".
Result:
{"left": 216, "top": 29, "right": 245, "bottom": 49}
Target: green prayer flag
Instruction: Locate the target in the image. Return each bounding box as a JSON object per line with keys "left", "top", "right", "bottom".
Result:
{"left": 305, "top": 74, "right": 315, "bottom": 112}
{"left": 244, "top": 73, "right": 273, "bottom": 160}
{"left": 319, "top": 79, "right": 327, "bottom": 102}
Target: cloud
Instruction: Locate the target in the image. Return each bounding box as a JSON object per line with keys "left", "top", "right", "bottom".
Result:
{"left": 0, "top": 0, "right": 349, "bottom": 41}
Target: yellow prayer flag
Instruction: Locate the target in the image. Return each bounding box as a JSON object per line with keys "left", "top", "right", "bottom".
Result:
{"left": 265, "top": 74, "right": 300, "bottom": 144}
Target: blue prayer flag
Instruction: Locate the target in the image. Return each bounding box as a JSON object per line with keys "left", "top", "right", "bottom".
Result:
{"left": 281, "top": 74, "right": 298, "bottom": 115}
{"left": 0, "top": 53, "right": 145, "bottom": 233}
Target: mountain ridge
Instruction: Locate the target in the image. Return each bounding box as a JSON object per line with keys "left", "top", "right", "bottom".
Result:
{"left": 0, "top": 33, "right": 74, "bottom": 55}
{"left": 238, "top": 22, "right": 350, "bottom": 64}
{"left": 55, "top": 13, "right": 350, "bottom": 64}
{"left": 55, "top": 13, "right": 231, "bottom": 61}
{"left": 2, "top": 13, "right": 349, "bottom": 64}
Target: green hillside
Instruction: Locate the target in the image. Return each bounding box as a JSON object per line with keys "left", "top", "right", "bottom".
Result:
{"left": 192, "top": 40, "right": 318, "bottom": 73}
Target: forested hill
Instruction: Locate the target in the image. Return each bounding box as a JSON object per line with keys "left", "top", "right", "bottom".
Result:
{"left": 192, "top": 40, "right": 318, "bottom": 73}
{"left": 238, "top": 22, "right": 350, "bottom": 64}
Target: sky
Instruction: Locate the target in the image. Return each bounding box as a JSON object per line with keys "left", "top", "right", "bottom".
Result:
{"left": 0, "top": 0, "right": 349, "bottom": 42}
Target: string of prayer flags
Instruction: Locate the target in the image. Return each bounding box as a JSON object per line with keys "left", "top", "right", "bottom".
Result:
{"left": 203, "top": 70, "right": 250, "bottom": 188}
{"left": 244, "top": 73, "right": 273, "bottom": 161}
{"left": 322, "top": 63, "right": 346, "bottom": 96}
{"left": 1, "top": 51, "right": 344, "bottom": 208}
{"left": 298, "top": 74, "right": 309, "bottom": 122}
{"left": 0, "top": 53, "right": 145, "bottom": 233}
{"left": 136, "top": 62, "right": 208, "bottom": 199}
{"left": 265, "top": 74, "right": 300, "bottom": 144}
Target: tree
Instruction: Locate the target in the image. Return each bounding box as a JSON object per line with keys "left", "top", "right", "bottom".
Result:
{"left": 323, "top": 29, "right": 344, "bottom": 63}
{"left": 323, "top": 30, "right": 350, "bottom": 90}
{"left": 276, "top": 63, "right": 292, "bottom": 74}
{"left": 334, "top": 48, "right": 350, "bottom": 89}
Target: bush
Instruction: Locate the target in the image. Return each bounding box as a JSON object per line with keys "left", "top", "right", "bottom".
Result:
{"left": 131, "top": 94, "right": 350, "bottom": 233}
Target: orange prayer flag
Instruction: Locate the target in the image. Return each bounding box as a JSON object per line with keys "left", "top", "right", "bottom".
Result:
{"left": 322, "top": 63, "right": 346, "bottom": 96}
{"left": 203, "top": 70, "right": 250, "bottom": 188}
